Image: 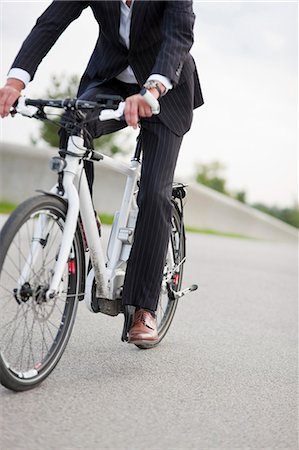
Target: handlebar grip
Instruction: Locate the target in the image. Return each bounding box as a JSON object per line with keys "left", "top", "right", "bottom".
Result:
{"left": 140, "top": 88, "right": 160, "bottom": 115}
{"left": 16, "top": 96, "right": 38, "bottom": 117}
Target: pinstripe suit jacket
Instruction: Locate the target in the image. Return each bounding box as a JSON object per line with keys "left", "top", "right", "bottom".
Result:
{"left": 11, "top": 0, "right": 204, "bottom": 135}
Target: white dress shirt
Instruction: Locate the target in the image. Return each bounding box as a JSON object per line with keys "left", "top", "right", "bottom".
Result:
{"left": 8, "top": 0, "right": 172, "bottom": 92}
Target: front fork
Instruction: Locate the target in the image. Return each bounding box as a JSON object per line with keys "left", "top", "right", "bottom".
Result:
{"left": 46, "top": 172, "right": 80, "bottom": 299}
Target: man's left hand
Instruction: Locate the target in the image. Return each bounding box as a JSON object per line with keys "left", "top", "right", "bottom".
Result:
{"left": 125, "top": 82, "right": 165, "bottom": 128}
{"left": 124, "top": 94, "right": 153, "bottom": 129}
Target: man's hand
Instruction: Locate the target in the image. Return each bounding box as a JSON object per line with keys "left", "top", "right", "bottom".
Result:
{"left": 125, "top": 82, "right": 165, "bottom": 128}
{"left": 125, "top": 94, "right": 153, "bottom": 128}
{"left": 0, "top": 79, "right": 24, "bottom": 118}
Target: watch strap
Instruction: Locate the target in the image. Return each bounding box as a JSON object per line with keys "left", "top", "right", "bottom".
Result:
{"left": 143, "top": 81, "right": 164, "bottom": 98}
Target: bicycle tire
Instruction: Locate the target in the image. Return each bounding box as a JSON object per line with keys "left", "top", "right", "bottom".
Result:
{"left": 137, "top": 202, "right": 185, "bottom": 349}
{"left": 0, "top": 195, "right": 85, "bottom": 391}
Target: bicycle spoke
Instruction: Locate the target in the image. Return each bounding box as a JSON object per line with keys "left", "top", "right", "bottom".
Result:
{"left": 0, "top": 285, "right": 15, "bottom": 297}
{"left": 14, "top": 305, "right": 34, "bottom": 371}
{"left": 0, "top": 266, "right": 20, "bottom": 285}
{"left": 45, "top": 316, "right": 61, "bottom": 331}
{"left": 0, "top": 297, "right": 15, "bottom": 312}
{"left": 35, "top": 316, "right": 50, "bottom": 360}
{"left": 51, "top": 300, "right": 64, "bottom": 316}
{"left": 1, "top": 305, "right": 24, "bottom": 343}
{"left": 44, "top": 319, "right": 56, "bottom": 343}
{"left": 4, "top": 251, "right": 24, "bottom": 279}
{"left": 3, "top": 304, "right": 28, "bottom": 360}
{"left": 26, "top": 314, "right": 37, "bottom": 372}
{"left": 11, "top": 238, "right": 39, "bottom": 281}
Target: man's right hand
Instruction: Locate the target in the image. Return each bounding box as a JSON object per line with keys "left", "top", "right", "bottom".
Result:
{"left": 0, "top": 79, "right": 25, "bottom": 118}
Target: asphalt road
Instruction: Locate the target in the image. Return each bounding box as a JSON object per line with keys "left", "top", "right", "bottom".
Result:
{"left": 0, "top": 220, "right": 297, "bottom": 450}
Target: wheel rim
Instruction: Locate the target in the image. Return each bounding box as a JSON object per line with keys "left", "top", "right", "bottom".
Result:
{"left": 0, "top": 208, "right": 78, "bottom": 380}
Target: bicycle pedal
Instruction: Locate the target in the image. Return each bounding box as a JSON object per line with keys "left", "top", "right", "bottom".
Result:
{"left": 89, "top": 297, "right": 122, "bottom": 316}
{"left": 173, "top": 284, "right": 198, "bottom": 300}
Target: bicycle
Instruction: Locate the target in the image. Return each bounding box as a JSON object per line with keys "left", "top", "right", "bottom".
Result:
{"left": 0, "top": 94, "right": 197, "bottom": 391}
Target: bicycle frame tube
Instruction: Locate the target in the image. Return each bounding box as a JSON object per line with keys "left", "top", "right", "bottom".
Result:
{"left": 78, "top": 169, "right": 109, "bottom": 298}
{"left": 80, "top": 152, "right": 140, "bottom": 299}
{"left": 97, "top": 156, "right": 140, "bottom": 273}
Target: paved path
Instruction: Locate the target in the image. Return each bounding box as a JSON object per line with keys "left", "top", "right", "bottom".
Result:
{"left": 0, "top": 218, "right": 297, "bottom": 449}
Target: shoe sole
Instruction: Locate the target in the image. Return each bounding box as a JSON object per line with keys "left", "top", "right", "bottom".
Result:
{"left": 128, "top": 338, "right": 159, "bottom": 346}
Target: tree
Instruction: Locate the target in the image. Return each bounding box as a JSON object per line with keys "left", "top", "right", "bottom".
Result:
{"left": 233, "top": 190, "right": 247, "bottom": 204}
{"left": 31, "top": 73, "right": 126, "bottom": 155}
{"left": 195, "top": 161, "right": 228, "bottom": 195}
{"left": 252, "top": 202, "right": 299, "bottom": 228}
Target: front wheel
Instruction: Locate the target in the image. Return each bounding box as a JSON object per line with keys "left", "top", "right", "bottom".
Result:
{"left": 137, "top": 202, "right": 185, "bottom": 349}
{"left": 0, "top": 195, "right": 85, "bottom": 391}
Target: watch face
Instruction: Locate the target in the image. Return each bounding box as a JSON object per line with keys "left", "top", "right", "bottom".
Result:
{"left": 143, "top": 81, "right": 162, "bottom": 97}
{"left": 145, "top": 81, "right": 157, "bottom": 89}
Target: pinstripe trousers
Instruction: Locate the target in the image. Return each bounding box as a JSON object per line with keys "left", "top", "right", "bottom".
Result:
{"left": 60, "top": 79, "right": 183, "bottom": 311}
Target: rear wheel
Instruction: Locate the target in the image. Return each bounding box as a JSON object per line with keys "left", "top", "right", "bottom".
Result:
{"left": 137, "top": 202, "right": 185, "bottom": 349}
{"left": 0, "top": 195, "right": 85, "bottom": 391}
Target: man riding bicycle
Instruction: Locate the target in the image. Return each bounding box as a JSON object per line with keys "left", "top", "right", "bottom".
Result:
{"left": 0, "top": 0, "right": 203, "bottom": 345}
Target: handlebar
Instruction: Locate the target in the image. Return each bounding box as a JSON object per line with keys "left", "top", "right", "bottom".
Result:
{"left": 15, "top": 93, "right": 160, "bottom": 122}
{"left": 24, "top": 93, "right": 123, "bottom": 110}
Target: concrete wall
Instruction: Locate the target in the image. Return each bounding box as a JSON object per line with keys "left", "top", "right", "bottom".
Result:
{"left": 0, "top": 142, "right": 297, "bottom": 243}
{"left": 183, "top": 182, "right": 298, "bottom": 243}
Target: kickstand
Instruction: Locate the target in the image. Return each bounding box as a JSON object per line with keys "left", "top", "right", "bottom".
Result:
{"left": 121, "top": 305, "right": 135, "bottom": 342}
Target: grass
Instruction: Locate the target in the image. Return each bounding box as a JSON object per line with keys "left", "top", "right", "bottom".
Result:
{"left": 185, "top": 226, "right": 255, "bottom": 240}
{"left": 0, "top": 201, "right": 253, "bottom": 239}
{"left": 0, "top": 201, "right": 17, "bottom": 214}
{"left": 98, "top": 212, "right": 114, "bottom": 225}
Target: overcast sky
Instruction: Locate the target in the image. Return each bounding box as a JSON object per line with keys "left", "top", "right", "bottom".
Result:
{"left": 0, "top": 1, "right": 297, "bottom": 207}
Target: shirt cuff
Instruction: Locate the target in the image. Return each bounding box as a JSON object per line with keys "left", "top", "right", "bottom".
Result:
{"left": 7, "top": 68, "right": 31, "bottom": 87}
{"left": 147, "top": 74, "right": 173, "bottom": 94}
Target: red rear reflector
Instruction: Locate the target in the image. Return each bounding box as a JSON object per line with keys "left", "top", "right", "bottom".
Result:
{"left": 173, "top": 273, "right": 179, "bottom": 286}
{"left": 68, "top": 260, "right": 76, "bottom": 274}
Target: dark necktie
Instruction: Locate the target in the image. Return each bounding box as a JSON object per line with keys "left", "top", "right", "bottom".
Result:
{"left": 126, "top": 0, "right": 132, "bottom": 7}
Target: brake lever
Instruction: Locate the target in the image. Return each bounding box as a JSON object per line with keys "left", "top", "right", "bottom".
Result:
{"left": 10, "top": 107, "right": 17, "bottom": 118}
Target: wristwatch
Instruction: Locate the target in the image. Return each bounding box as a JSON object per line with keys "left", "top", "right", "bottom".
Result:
{"left": 143, "top": 80, "right": 165, "bottom": 98}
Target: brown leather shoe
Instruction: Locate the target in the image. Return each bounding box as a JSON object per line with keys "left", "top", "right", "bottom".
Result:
{"left": 128, "top": 309, "right": 159, "bottom": 344}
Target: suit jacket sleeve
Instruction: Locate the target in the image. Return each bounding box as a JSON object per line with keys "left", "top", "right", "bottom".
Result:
{"left": 150, "top": 0, "right": 195, "bottom": 87}
{"left": 10, "top": 1, "right": 89, "bottom": 80}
